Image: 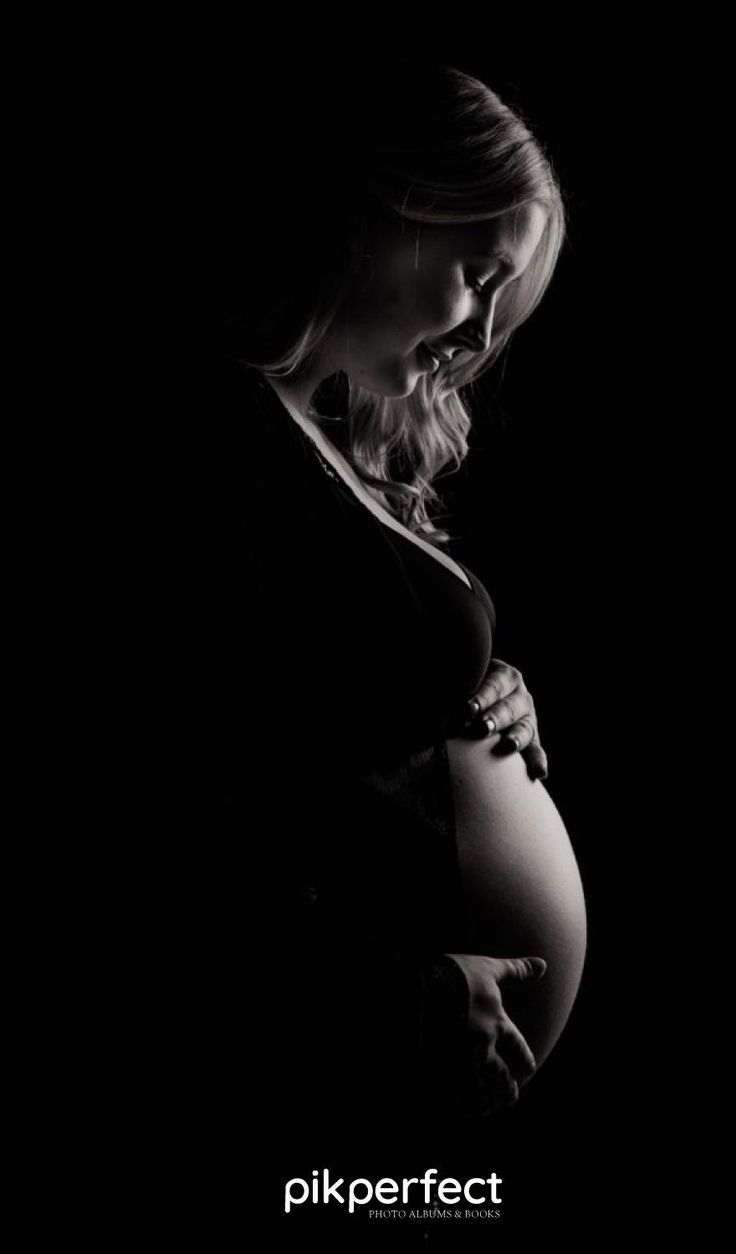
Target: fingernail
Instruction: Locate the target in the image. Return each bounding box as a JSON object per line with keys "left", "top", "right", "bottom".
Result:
{"left": 466, "top": 697, "right": 482, "bottom": 717}
{"left": 492, "top": 736, "right": 517, "bottom": 756}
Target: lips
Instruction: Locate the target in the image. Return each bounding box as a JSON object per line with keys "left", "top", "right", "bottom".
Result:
{"left": 422, "top": 344, "right": 456, "bottom": 364}
{"left": 417, "top": 344, "right": 439, "bottom": 371}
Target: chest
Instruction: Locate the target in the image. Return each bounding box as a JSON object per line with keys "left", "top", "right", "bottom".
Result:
{"left": 292, "top": 435, "right": 493, "bottom": 753}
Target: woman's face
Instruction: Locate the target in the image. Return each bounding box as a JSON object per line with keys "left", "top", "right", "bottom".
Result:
{"left": 329, "top": 201, "right": 548, "bottom": 396}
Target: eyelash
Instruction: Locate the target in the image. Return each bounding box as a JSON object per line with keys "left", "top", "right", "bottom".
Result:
{"left": 469, "top": 270, "right": 517, "bottom": 299}
{"left": 468, "top": 273, "right": 495, "bottom": 296}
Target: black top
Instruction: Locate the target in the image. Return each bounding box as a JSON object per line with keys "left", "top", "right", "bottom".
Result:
{"left": 24, "top": 346, "right": 501, "bottom": 1181}
{"left": 286, "top": 387, "right": 497, "bottom": 725}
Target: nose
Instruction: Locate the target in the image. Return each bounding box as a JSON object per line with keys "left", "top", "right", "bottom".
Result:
{"left": 457, "top": 290, "right": 498, "bottom": 353}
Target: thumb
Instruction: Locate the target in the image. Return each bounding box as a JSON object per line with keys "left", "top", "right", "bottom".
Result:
{"left": 496, "top": 956, "right": 547, "bottom": 983}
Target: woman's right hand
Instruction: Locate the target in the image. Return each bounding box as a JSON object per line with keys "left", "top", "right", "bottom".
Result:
{"left": 444, "top": 953, "right": 547, "bottom": 1118}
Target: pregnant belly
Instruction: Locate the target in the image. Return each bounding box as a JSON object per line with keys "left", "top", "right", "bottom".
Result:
{"left": 446, "top": 735, "right": 587, "bottom": 1069}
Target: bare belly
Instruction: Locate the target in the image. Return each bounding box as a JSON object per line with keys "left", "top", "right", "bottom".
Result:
{"left": 446, "top": 734, "right": 587, "bottom": 1069}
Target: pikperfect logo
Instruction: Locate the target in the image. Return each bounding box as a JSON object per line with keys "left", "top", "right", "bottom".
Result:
{"left": 284, "top": 1167, "right": 502, "bottom": 1214}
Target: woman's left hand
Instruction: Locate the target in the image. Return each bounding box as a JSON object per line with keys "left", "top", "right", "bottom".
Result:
{"left": 463, "top": 657, "right": 548, "bottom": 782}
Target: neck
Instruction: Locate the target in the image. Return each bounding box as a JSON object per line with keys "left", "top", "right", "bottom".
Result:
{"left": 261, "top": 352, "right": 342, "bottom": 420}
{"left": 262, "top": 375, "right": 308, "bottom": 419}
{"left": 260, "top": 322, "right": 353, "bottom": 417}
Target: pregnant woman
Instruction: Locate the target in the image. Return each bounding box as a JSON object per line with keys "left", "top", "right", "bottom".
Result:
{"left": 103, "top": 55, "right": 587, "bottom": 1143}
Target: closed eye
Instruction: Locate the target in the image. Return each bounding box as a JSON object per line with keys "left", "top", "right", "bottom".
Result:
{"left": 468, "top": 268, "right": 517, "bottom": 299}
{"left": 467, "top": 265, "right": 502, "bottom": 296}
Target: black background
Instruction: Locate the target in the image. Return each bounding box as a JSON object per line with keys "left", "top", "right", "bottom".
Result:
{"left": 18, "top": 22, "right": 701, "bottom": 1247}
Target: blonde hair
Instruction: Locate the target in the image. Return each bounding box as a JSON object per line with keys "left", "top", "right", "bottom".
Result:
{"left": 138, "top": 58, "right": 567, "bottom": 543}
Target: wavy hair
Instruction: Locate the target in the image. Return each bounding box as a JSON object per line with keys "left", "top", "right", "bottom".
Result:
{"left": 134, "top": 57, "right": 567, "bottom": 544}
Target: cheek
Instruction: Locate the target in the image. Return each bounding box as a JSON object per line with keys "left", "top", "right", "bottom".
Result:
{"left": 346, "top": 281, "right": 418, "bottom": 338}
{"left": 407, "top": 267, "right": 467, "bottom": 325}
{"left": 381, "top": 274, "right": 462, "bottom": 333}
{"left": 343, "top": 258, "right": 466, "bottom": 341}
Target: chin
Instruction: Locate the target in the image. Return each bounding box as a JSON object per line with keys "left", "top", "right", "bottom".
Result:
{"left": 354, "top": 359, "right": 422, "bottom": 399}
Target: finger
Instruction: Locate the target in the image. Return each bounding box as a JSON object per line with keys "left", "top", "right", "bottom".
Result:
{"left": 493, "top": 955, "right": 547, "bottom": 984}
{"left": 482, "top": 1054, "right": 520, "bottom": 1109}
{"left": 521, "top": 741, "right": 549, "bottom": 782}
{"left": 465, "top": 659, "right": 524, "bottom": 721}
{"left": 447, "top": 1034, "right": 496, "bottom": 1121}
{"left": 468, "top": 690, "right": 533, "bottom": 737}
{"left": 496, "top": 1018, "right": 537, "bottom": 1086}
{"left": 491, "top": 715, "right": 537, "bottom": 755}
